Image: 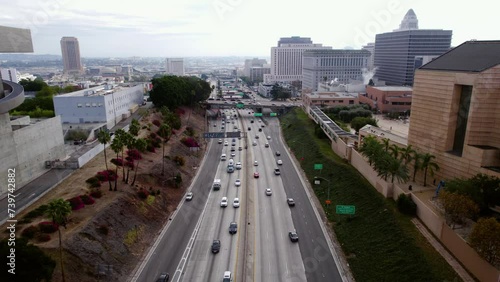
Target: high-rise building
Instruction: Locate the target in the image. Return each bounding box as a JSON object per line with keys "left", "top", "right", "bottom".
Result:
{"left": 362, "top": 43, "right": 375, "bottom": 70}
{"left": 264, "top": 36, "right": 331, "bottom": 84}
{"left": 60, "top": 37, "right": 83, "bottom": 75}
{"left": 373, "top": 9, "right": 452, "bottom": 86}
{"left": 302, "top": 49, "right": 371, "bottom": 91}
{"left": 244, "top": 58, "right": 267, "bottom": 77}
{"left": 166, "top": 58, "right": 185, "bottom": 76}
{"left": 0, "top": 68, "right": 18, "bottom": 83}
{"left": 249, "top": 67, "right": 270, "bottom": 83}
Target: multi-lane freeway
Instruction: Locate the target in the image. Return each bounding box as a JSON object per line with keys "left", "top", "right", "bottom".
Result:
{"left": 133, "top": 108, "right": 344, "bottom": 282}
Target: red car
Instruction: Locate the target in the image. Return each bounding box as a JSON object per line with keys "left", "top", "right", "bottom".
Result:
{"left": 253, "top": 172, "right": 259, "bottom": 178}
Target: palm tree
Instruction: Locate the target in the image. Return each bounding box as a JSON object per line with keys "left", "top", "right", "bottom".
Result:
{"left": 157, "top": 123, "right": 171, "bottom": 176}
{"left": 381, "top": 138, "right": 391, "bottom": 152}
{"left": 110, "top": 134, "right": 123, "bottom": 191}
{"left": 129, "top": 119, "right": 140, "bottom": 137}
{"left": 45, "top": 199, "right": 72, "bottom": 282}
{"left": 411, "top": 151, "right": 423, "bottom": 182}
{"left": 389, "top": 144, "right": 401, "bottom": 159}
{"left": 359, "top": 136, "right": 383, "bottom": 166}
{"left": 421, "top": 153, "right": 439, "bottom": 186}
{"left": 400, "top": 145, "right": 415, "bottom": 165}
{"left": 374, "top": 154, "right": 409, "bottom": 183}
{"left": 131, "top": 138, "right": 148, "bottom": 186}
{"left": 123, "top": 132, "right": 135, "bottom": 184}
{"left": 114, "top": 130, "right": 127, "bottom": 182}
{"left": 96, "top": 129, "right": 112, "bottom": 191}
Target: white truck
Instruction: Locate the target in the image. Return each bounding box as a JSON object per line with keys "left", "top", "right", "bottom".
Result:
{"left": 213, "top": 179, "right": 221, "bottom": 190}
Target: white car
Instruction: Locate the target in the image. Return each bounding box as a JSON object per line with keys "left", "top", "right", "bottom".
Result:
{"left": 235, "top": 179, "right": 241, "bottom": 187}
{"left": 186, "top": 192, "right": 193, "bottom": 201}
{"left": 235, "top": 162, "right": 242, "bottom": 170}
{"left": 231, "top": 152, "right": 236, "bottom": 157}
{"left": 266, "top": 136, "right": 271, "bottom": 140}
{"left": 221, "top": 197, "right": 228, "bottom": 207}
{"left": 233, "top": 198, "right": 240, "bottom": 208}
{"left": 224, "top": 141, "right": 228, "bottom": 146}
{"left": 254, "top": 161, "right": 258, "bottom": 166}
{"left": 252, "top": 141, "right": 257, "bottom": 146}
{"left": 265, "top": 188, "right": 272, "bottom": 196}
{"left": 277, "top": 159, "right": 283, "bottom": 165}
{"left": 218, "top": 139, "right": 222, "bottom": 144}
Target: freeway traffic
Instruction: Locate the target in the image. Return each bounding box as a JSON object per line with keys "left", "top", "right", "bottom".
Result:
{"left": 133, "top": 108, "right": 344, "bottom": 282}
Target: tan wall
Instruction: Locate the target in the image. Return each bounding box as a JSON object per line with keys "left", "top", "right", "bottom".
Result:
{"left": 411, "top": 193, "right": 444, "bottom": 237}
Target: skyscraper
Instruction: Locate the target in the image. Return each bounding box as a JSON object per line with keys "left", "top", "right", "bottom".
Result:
{"left": 264, "top": 36, "right": 331, "bottom": 84}
{"left": 60, "top": 37, "right": 83, "bottom": 74}
{"left": 373, "top": 10, "right": 452, "bottom": 86}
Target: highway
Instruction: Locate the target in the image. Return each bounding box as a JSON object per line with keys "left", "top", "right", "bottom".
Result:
{"left": 134, "top": 106, "right": 343, "bottom": 282}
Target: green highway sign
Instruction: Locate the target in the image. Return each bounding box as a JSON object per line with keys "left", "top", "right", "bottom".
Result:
{"left": 225, "top": 132, "right": 241, "bottom": 138}
{"left": 254, "top": 113, "right": 263, "bottom": 117}
{"left": 270, "top": 113, "right": 277, "bottom": 117}
{"left": 314, "top": 164, "right": 323, "bottom": 170}
{"left": 336, "top": 205, "right": 356, "bottom": 215}
{"left": 236, "top": 103, "right": 244, "bottom": 108}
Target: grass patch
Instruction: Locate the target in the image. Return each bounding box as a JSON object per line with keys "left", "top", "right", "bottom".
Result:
{"left": 281, "top": 108, "right": 461, "bottom": 281}
{"left": 123, "top": 226, "right": 143, "bottom": 247}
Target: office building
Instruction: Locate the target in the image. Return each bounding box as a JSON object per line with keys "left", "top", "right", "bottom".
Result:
{"left": 264, "top": 36, "right": 331, "bottom": 84}
{"left": 166, "top": 58, "right": 185, "bottom": 76}
{"left": 302, "top": 49, "right": 370, "bottom": 91}
{"left": 60, "top": 37, "right": 83, "bottom": 75}
{"left": 53, "top": 83, "right": 144, "bottom": 129}
{"left": 244, "top": 58, "right": 267, "bottom": 76}
{"left": 249, "top": 67, "right": 270, "bottom": 83}
{"left": 362, "top": 43, "right": 375, "bottom": 70}
{"left": 358, "top": 86, "right": 412, "bottom": 113}
{"left": 408, "top": 40, "right": 500, "bottom": 181}
{"left": 0, "top": 68, "right": 19, "bottom": 83}
{"left": 373, "top": 9, "right": 452, "bottom": 86}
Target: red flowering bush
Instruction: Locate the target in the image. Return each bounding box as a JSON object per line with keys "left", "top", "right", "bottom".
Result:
{"left": 86, "top": 176, "right": 101, "bottom": 188}
{"left": 150, "top": 132, "right": 157, "bottom": 139}
{"left": 80, "top": 194, "right": 95, "bottom": 205}
{"left": 67, "top": 196, "right": 85, "bottom": 210}
{"left": 21, "top": 225, "right": 38, "bottom": 239}
{"left": 147, "top": 145, "right": 156, "bottom": 153}
{"left": 176, "top": 108, "right": 185, "bottom": 115}
{"left": 90, "top": 189, "right": 102, "bottom": 198}
{"left": 152, "top": 120, "right": 161, "bottom": 127}
{"left": 137, "top": 189, "right": 149, "bottom": 199}
{"left": 36, "top": 233, "right": 51, "bottom": 242}
{"left": 111, "top": 158, "right": 124, "bottom": 166}
{"left": 181, "top": 137, "right": 200, "bottom": 148}
{"left": 96, "top": 170, "right": 117, "bottom": 182}
{"left": 125, "top": 161, "right": 134, "bottom": 169}
{"left": 38, "top": 221, "right": 59, "bottom": 233}
{"left": 127, "top": 149, "right": 142, "bottom": 160}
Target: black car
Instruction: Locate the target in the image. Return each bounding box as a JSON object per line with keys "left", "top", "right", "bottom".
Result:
{"left": 258, "top": 128, "right": 262, "bottom": 132}
{"left": 156, "top": 272, "right": 170, "bottom": 282}
{"left": 248, "top": 127, "right": 251, "bottom": 131}
{"left": 229, "top": 222, "right": 237, "bottom": 234}
{"left": 211, "top": 239, "right": 221, "bottom": 254}
{"left": 289, "top": 231, "right": 299, "bottom": 242}
{"left": 275, "top": 151, "right": 281, "bottom": 156}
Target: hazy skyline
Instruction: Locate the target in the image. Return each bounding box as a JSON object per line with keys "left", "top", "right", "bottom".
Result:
{"left": 1, "top": 0, "right": 497, "bottom": 58}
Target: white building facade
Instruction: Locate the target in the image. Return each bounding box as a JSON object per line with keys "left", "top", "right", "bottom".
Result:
{"left": 0, "top": 68, "right": 19, "bottom": 83}
{"left": 302, "top": 49, "right": 371, "bottom": 92}
{"left": 166, "top": 58, "right": 185, "bottom": 76}
{"left": 264, "top": 37, "right": 331, "bottom": 84}
{"left": 54, "top": 84, "right": 144, "bottom": 129}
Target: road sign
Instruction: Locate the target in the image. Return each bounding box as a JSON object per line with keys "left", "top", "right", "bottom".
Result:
{"left": 236, "top": 103, "right": 244, "bottom": 109}
{"left": 254, "top": 113, "right": 263, "bottom": 117}
{"left": 203, "top": 132, "right": 225, "bottom": 138}
{"left": 336, "top": 205, "right": 355, "bottom": 215}
{"left": 325, "top": 200, "right": 331, "bottom": 205}
{"left": 270, "top": 113, "right": 277, "bottom": 117}
{"left": 225, "top": 132, "right": 241, "bottom": 138}
{"left": 314, "top": 164, "right": 323, "bottom": 170}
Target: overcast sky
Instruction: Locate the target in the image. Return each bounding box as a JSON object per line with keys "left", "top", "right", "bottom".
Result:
{"left": 1, "top": 0, "right": 497, "bottom": 58}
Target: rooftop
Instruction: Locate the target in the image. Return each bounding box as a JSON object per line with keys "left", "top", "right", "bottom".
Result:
{"left": 308, "top": 91, "right": 359, "bottom": 99}
{"left": 55, "top": 83, "right": 138, "bottom": 97}
{"left": 371, "top": 86, "right": 413, "bottom": 92}
{"left": 420, "top": 40, "right": 500, "bottom": 72}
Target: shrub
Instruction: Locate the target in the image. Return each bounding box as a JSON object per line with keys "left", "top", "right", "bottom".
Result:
{"left": 90, "top": 189, "right": 103, "bottom": 198}
{"left": 396, "top": 194, "right": 417, "bottom": 216}
{"left": 67, "top": 196, "right": 85, "bottom": 210}
{"left": 152, "top": 120, "right": 161, "bottom": 127}
{"left": 111, "top": 158, "right": 124, "bottom": 166}
{"left": 149, "top": 132, "right": 158, "bottom": 139}
{"left": 21, "top": 225, "right": 38, "bottom": 239}
{"left": 127, "top": 149, "right": 142, "bottom": 160}
{"left": 125, "top": 161, "right": 135, "bottom": 169}
{"left": 147, "top": 145, "right": 156, "bottom": 153}
{"left": 180, "top": 137, "right": 199, "bottom": 148}
{"left": 36, "top": 233, "right": 51, "bottom": 242}
{"left": 38, "top": 221, "right": 59, "bottom": 233}
{"left": 185, "top": 126, "right": 195, "bottom": 136}
{"left": 96, "top": 170, "right": 117, "bottom": 182}
{"left": 176, "top": 108, "right": 185, "bottom": 115}
{"left": 86, "top": 176, "right": 101, "bottom": 188}
{"left": 173, "top": 156, "right": 185, "bottom": 166}
{"left": 137, "top": 189, "right": 149, "bottom": 199}
{"left": 22, "top": 204, "right": 48, "bottom": 223}
{"left": 96, "top": 225, "right": 109, "bottom": 236}
{"left": 80, "top": 194, "right": 95, "bottom": 205}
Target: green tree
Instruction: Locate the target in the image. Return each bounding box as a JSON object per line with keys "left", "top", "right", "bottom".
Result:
{"left": 114, "top": 129, "right": 128, "bottom": 182}
{"left": 129, "top": 118, "right": 140, "bottom": 136}
{"left": 157, "top": 123, "right": 171, "bottom": 176}
{"left": 445, "top": 174, "right": 500, "bottom": 215}
{"left": 110, "top": 132, "right": 123, "bottom": 191}
{"left": 411, "top": 151, "right": 423, "bottom": 182}
{"left": 123, "top": 132, "right": 135, "bottom": 183}
{"left": 359, "top": 135, "right": 384, "bottom": 166}
{"left": 400, "top": 145, "right": 415, "bottom": 165}
{"left": 131, "top": 138, "right": 148, "bottom": 186}
{"left": 381, "top": 138, "right": 391, "bottom": 152}
{"left": 374, "top": 154, "right": 409, "bottom": 183}
{"left": 96, "top": 129, "right": 112, "bottom": 191}
{"left": 35, "top": 85, "right": 57, "bottom": 97}
{"left": 421, "top": 153, "right": 439, "bottom": 186}
{"left": 0, "top": 238, "right": 56, "bottom": 281}
{"left": 44, "top": 199, "right": 72, "bottom": 282}
{"left": 389, "top": 144, "right": 401, "bottom": 160}
{"left": 19, "top": 78, "right": 47, "bottom": 91}
{"left": 469, "top": 217, "right": 500, "bottom": 266}
{"left": 440, "top": 191, "right": 479, "bottom": 229}
{"left": 350, "top": 116, "right": 377, "bottom": 133}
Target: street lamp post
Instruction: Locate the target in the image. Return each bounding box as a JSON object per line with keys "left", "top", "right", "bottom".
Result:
{"left": 314, "top": 175, "right": 333, "bottom": 205}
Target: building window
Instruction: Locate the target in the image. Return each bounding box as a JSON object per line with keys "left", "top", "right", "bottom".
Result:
{"left": 452, "top": 85, "right": 473, "bottom": 156}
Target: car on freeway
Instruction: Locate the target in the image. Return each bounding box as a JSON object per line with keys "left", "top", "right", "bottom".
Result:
{"left": 229, "top": 222, "right": 238, "bottom": 234}
{"left": 277, "top": 159, "right": 283, "bottom": 165}
{"left": 274, "top": 168, "right": 281, "bottom": 175}
{"left": 156, "top": 272, "right": 170, "bottom": 282}
{"left": 224, "top": 141, "right": 228, "bottom": 146}
{"left": 221, "top": 197, "right": 228, "bottom": 207}
{"left": 223, "top": 271, "right": 232, "bottom": 282}
{"left": 275, "top": 151, "right": 281, "bottom": 156}
{"left": 267, "top": 135, "right": 271, "bottom": 140}
{"left": 218, "top": 139, "right": 222, "bottom": 144}
{"left": 252, "top": 141, "right": 257, "bottom": 146}
{"left": 254, "top": 160, "right": 258, "bottom": 166}
{"left": 211, "top": 239, "right": 221, "bottom": 254}
{"left": 259, "top": 128, "right": 262, "bottom": 132}
{"left": 265, "top": 188, "right": 272, "bottom": 196}
{"left": 287, "top": 198, "right": 295, "bottom": 206}
{"left": 250, "top": 120, "right": 254, "bottom": 123}
{"left": 185, "top": 192, "right": 193, "bottom": 201}
{"left": 235, "top": 179, "right": 241, "bottom": 187}
{"left": 265, "top": 143, "right": 269, "bottom": 148}
{"left": 253, "top": 172, "right": 259, "bottom": 178}
{"left": 238, "top": 146, "right": 243, "bottom": 151}
{"left": 231, "top": 152, "right": 236, "bottom": 157}
{"left": 261, "top": 124, "right": 265, "bottom": 128}
{"left": 235, "top": 162, "right": 242, "bottom": 169}
{"left": 289, "top": 231, "right": 299, "bottom": 242}
{"left": 227, "top": 166, "right": 235, "bottom": 173}
{"left": 233, "top": 198, "right": 240, "bottom": 208}
{"left": 255, "top": 135, "right": 259, "bottom": 139}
